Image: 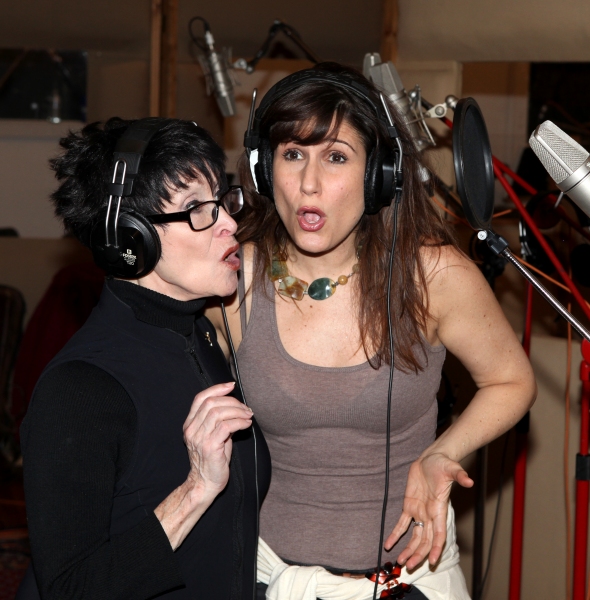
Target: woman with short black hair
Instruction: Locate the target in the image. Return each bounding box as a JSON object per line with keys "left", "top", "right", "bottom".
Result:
{"left": 20, "top": 117, "right": 270, "bottom": 600}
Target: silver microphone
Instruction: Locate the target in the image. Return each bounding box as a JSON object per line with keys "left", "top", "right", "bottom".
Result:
{"left": 199, "top": 29, "right": 236, "bottom": 118}
{"left": 363, "top": 53, "right": 433, "bottom": 152}
{"left": 529, "top": 120, "right": 590, "bottom": 216}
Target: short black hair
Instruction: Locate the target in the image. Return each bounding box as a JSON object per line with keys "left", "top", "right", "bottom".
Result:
{"left": 50, "top": 117, "right": 227, "bottom": 240}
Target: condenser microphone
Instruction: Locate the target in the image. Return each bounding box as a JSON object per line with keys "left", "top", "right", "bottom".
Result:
{"left": 200, "top": 29, "right": 236, "bottom": 117}
{"left": 529, "top": 120, "right": 590, "bottom": 217}
{"left": 363, "top": 53, "right": 432, "bottom": 152}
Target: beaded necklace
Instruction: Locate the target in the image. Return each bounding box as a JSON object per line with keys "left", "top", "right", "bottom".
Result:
{"left": 269, "top": 252, "right": 360, "bottom": 301}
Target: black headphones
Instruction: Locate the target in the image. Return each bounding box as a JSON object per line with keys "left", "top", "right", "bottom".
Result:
{"left": 243, "top": 68, "right": 404, "bottom": 214}
{"left": 88, "top": 119, "right": 167, "bottom": 279}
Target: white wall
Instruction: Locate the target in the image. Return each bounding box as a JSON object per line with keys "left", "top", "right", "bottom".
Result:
{"left": 398, "top": 0, "right": 590, "bottom": 62}
{"left": 451, "top": 334, "right": 585, "bottom": 600}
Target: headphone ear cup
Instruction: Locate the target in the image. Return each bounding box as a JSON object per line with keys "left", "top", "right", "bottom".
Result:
{"left": 379, "top": 152, "right": 397, "bottom": 207}
{"left": 364, "top": 147, "right": 380, "bottom": 215}
{"left": 255, "top": 138, "right": 274, "bottom": 200}
{"left": 89, "top": 211, "right": 161, "bottom": 278}
{"left": 364, "top": 146, "right": 398, "bottom": 215}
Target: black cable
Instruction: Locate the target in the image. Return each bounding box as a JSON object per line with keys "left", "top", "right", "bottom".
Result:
{"left": 244, "top": 20, "right": 320, "bottom": 73}
{"left": 372, "top": 198, "right": 401, "bottom": 600}
{"left": 477, "top": 432, "right": 510, "bottom": 597}
{"left": 188, "top": 16, "right": 210, "bottom": 52}
{"left": 221, "top": 302, "right": 259, "bottom": 600}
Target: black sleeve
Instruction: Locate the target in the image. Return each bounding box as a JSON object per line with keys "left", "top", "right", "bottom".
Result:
{"left": 21, "top": 361, "right": 184, "bottom": 600}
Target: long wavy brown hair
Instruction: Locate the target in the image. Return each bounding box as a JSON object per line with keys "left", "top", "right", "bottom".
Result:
{"left": 237, "top": 63, "right": 457, "bottom": 372}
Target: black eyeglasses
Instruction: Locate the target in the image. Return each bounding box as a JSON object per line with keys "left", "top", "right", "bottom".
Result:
{"left": 146, "top": 186, "right": 243, "bottom": 232}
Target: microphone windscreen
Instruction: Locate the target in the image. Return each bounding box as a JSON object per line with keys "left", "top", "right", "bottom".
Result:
{"left": 529, "top": 121, "right": 589, "bottom": 184}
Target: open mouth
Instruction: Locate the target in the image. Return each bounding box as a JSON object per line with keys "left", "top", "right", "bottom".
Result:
{"left": 222, "top": 243, "right": 240, "bottom": 270}
{"left": 297, "top": 206, "right": 326, "bottom": 232}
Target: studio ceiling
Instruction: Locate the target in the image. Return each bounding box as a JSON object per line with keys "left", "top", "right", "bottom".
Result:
{"left": 1, "top": 0, "right": 384, "bottom": 66}
{"left": 3, "top": 0, "right": 590, "bottom": 73}
{"left": 398, "top": 0, "right": 590, "bottom": 63}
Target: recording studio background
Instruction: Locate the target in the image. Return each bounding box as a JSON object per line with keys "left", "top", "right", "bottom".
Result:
{"left": 2, "top": 1, "right": 590, "bottom": 599}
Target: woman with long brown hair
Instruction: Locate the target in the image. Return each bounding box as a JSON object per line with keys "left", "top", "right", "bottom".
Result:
{"left": 208, "top": 63, "right": 536, "bottom": 599}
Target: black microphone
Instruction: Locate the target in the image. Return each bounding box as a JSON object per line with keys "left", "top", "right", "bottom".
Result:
{"left": 529, "top": 120, "right": 590, "bottom": 217}
{"left": 199, "top": 27, "right": 236, "bottom": 117}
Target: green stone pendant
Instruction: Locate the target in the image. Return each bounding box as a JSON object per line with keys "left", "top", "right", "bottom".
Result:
{"left": 308, "top": 277, "right": 337, "bottom": 300}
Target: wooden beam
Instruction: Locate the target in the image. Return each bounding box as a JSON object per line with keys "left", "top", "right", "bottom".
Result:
{"left": 159, "top": 0, "right": 178, "bottom": 118}
{"left": 149, "top": 0, "right": 162, "bottom": 117}
{"left": 380, "top": 0, "right": 399, "bottom": 64}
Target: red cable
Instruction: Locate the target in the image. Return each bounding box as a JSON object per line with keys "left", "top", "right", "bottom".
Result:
{"left": 443, "top": 114, "right": 590, "bottom": 321}
{"left": 493, "top": 157, "right": 537, "bottom": 196}
{"left": 441, "top": 114, "right": 590, "bottom": 599}
{"left": 493, "top": 165, "right": 590, "bottom": 323}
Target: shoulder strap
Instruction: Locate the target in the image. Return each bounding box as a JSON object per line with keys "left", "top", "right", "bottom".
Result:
{"left": 237, "top": 266, "right": 248, "bottom": 340}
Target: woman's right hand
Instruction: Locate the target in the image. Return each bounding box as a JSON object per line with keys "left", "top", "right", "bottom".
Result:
{"left": 155, "top": 381, "right": 253, "bottom": 549}
{"left": 183, "top": 381, "right": 253, "bottom": 494}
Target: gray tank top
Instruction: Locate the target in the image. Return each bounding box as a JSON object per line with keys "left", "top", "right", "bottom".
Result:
{"left": 236, "top": 272, "right": 445, "bottom": 570}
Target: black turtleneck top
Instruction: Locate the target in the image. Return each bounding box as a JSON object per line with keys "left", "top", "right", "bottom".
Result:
{"left": 21, "top": 279, "right": 269, "bottom": 600}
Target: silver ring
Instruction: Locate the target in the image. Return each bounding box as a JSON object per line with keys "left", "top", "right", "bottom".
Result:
{"left": 413, "top": 521, "right": 425, "bottom": 528}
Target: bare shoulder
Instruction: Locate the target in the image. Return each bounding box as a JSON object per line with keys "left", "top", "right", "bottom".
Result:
{"left": 420, "top": 244, "right": 482, "bottom": 307}
{"left": 422, "top": 242, "right": 522, "bottom": 350}
{"left": 420, "top": 243, "right": 510, "bottom": 340}
{"left": 421, "top": 244, "right": 477, "bottom": 284}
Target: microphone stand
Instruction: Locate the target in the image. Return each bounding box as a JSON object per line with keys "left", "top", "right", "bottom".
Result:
{"left": 479, "top": 227, "right": 590, "bottom": 600}
{"left": 233, "top": 20, "right": 320, "bottom": 73}
{"left": 479, "top": 229, "right": 590, "bottom": 340}
{"left": 493, "top": 165, "right": 590, "bottom": 600}
{"left": 432, "top": 105, "right": 590, "bottom": 599}
{"left": 576, "top": 343, "right": 590, "bottom": 600}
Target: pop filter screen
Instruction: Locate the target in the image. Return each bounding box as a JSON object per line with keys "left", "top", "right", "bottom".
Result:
{"left": 452, "top": 98, "right": 494, "bottom": 230}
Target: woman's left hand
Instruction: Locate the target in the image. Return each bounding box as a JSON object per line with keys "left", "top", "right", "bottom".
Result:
{"left": 384, "top": 452, "right": 473, "bottom": 570}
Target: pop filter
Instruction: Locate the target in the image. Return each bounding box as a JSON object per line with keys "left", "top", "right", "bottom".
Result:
{"left": 452, "top": 97, "right": 495, "bottom": 230}
{"left": 450, "top": 99, "right": 590, "bottom": 344}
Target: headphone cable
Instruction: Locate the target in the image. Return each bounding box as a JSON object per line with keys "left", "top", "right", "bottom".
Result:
{"left": 373, "top": 198, "right": 400, "bottom": 600}
{"left": 221, "top": 301, "right": 260, "bottom": 600}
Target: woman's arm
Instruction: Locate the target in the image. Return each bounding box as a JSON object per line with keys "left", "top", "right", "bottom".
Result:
{"left": 386, "top": 246, "right": 537, "bottom": 569}
{"left": 22, "top": 362, "right": 184, "bottom": 600}
{"left": 23, "top": 362, "right": 254, "bottom": 599}
{"left": 154, "top": 380, "right": 253, "bottom": 549}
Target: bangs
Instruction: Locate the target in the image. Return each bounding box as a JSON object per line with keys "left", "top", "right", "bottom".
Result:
{"left": 267, "top": 92, "right": 353, "bottom": 150}
{"left": 162, "top": 162, "right": 219, "bottom": 197}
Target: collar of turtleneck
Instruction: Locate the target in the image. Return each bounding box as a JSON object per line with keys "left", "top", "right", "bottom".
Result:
{"left": 107, "top": 279, "right": 206, "bottom": 337}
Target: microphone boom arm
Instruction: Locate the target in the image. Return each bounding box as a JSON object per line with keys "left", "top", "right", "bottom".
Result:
{"left": 480, "top": 229, "right": 590, "bottom": 341}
